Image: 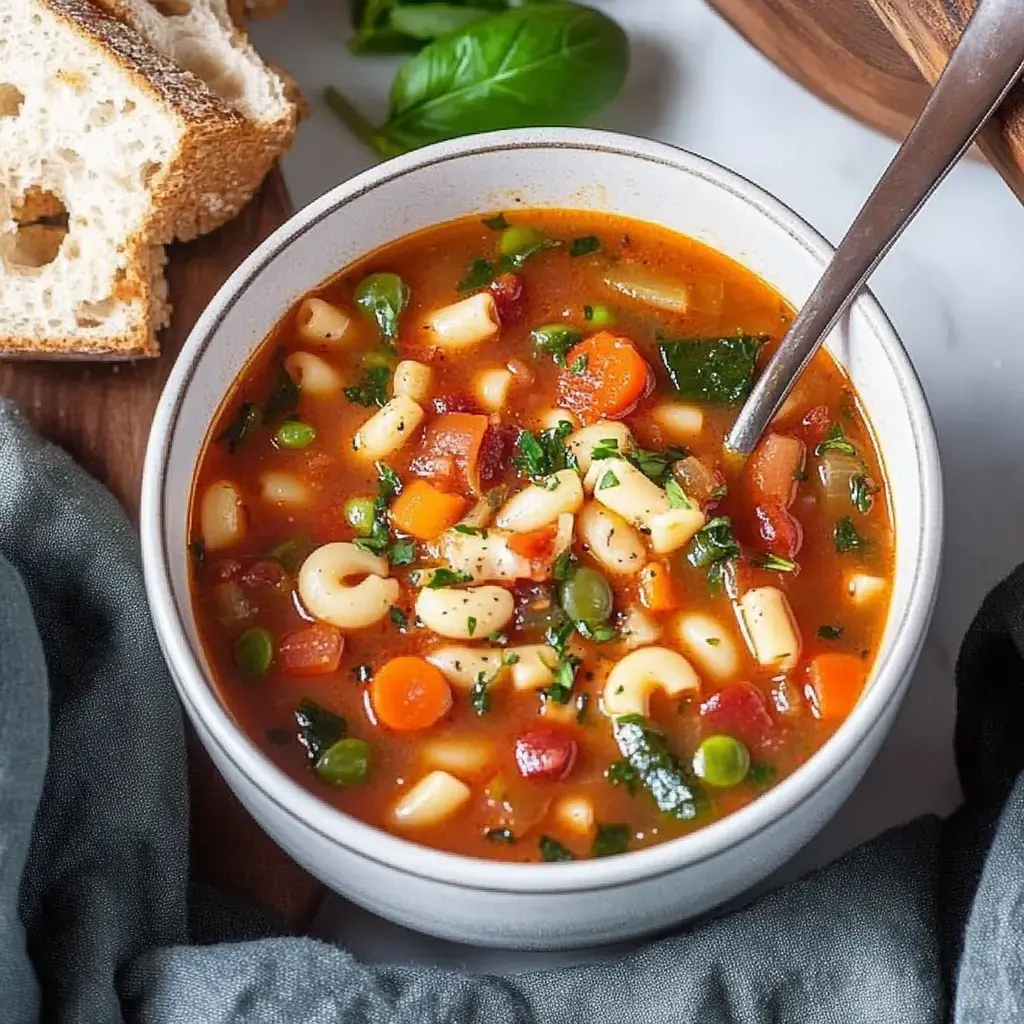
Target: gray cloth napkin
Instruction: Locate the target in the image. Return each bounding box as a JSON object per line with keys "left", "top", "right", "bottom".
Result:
{"left": 1, "top": 397, "right": 1021, "bottom": 1024}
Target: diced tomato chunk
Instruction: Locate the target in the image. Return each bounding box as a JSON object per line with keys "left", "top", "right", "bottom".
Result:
{"left": 478, "top": 423, "right": 517, "bottom": 487}
{"left": 278, "top": 623, "right": 344, "bottom": 676}
{"left": 748, "top": 432, "right": 805, "bottom": 507}
{"left": 240, "top": 559, "right": 290, "bottom": 590}
{"left": 490, "top": 272, "right": 526, "bottom": 325}
{"left": 754, "top": 502, "right": 804, "bottom": 559}
{"left": 796, "top": 404, "right": 831, "bottom": 446}
{"left": 514, "top": 726, "right": 578, "bottom": 781}
{"left": 209, "top": 559, "right": 242, "bottom": 582}
{"left": 431, "top": 393, "right": 480, "bottom": 416}
{"left": 699, "top": 682, "right": 776, "bottom": 750}
{"left": 410, "top": 412, "right": 490, "bottom": 494}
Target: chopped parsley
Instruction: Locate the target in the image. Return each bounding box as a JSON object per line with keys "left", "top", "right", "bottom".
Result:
{"left": 627, "top": 445, "right": 688, "bottom": 484}
{"left": 514, "top": 421, "right": 576, "bottom": 480}
{"left": 598, "top": 469, "right": 620, "bottom": 490}
{"left": 814, "top": 422, "right": 857, "bottom": 457}
{"left": 531, "top": 324, "right": 582, "bottom": 366}
{"left": 706, "top": 637, "right": 721, "bottom": 646}
{"left": 569, "top": 353, "right": 588, "bottom": 375}
{"left": 665, "top": 477, "right": 692, "bottom": 510}
{"left": 388, "top": 539, "right": 415, "bottom": 565}
{"left": 354, "top": 463, "right": 402, "bottom": 556}
{"left": 467, "top": 615, "right": 478, "bottom": 637}
{"left": 485, "top": 826, "right": 516, "bottom": 843}
{"left": 818, "top": 624, "right": 844, "bottom": 639}
{"left": 501, "top": 651, "right": 520, "bottom": 666}
{"left": 218, "top": 401, "right": 261, "bottom": 452}
{"left": 481, "top": 213, "right": 510, "bottom": 231}
{"left": 752, "top": 552, "right": 798, "bottom": 573}
{"left": 376, "top": 462, "right": 402, "bottom": 501}
{"left": 552, "top": 550, "right": 577, "bottom": 581}
{"left": 748, "top": 762, "right": 777, "bottom": 789}
{"left": 592, "top": 823, "right": 630, "bottom": 858}
{"left": 343, "top": 365, "right": 389, "bottom": 407}
{"left": 546, "top": 653, "right": 582, "bottom": 704}
{"left": 687, "top": 516, "right": 741, "bottom": 583}
{"left": 574, "top": 621, "right": 619, "bottom": 644}
{"left": 470, "top": 671, "right": 493, "bottom": 715}
{"left": 263, "top": 353, "right": 301, "bottom": 418}
{"left": 426, "top": 568, "right": 473, "bottom": 589}
{"left": 834, "top": 516, "right": 864, "bottom": 553}
{"left": 389, "top": 607, "right": 407, "bottom": 629}
{"left": 605, "top": 758, "right": 639, "bottom": 794}
{"left": 569, "top": 235, "right": 601, "bottom": 257}
{"left": 589, "top": 437, "right": 621, "bottom": 462}
{"left": 457, "top": 258, "right": 494, "bottom": 293}
{"left": 850, "top": 474, "right": 877, "bottom": 514}
{"left": 539, "top": 835, "right": 575, "bottom": 862}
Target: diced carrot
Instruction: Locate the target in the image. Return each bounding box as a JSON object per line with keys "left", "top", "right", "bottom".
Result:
{"left": 390, "top": 480, "right": 467, "bottom": 541}
{"left": 556, "top": 332, "right": 652, "bottom": 423}
{"left": 370, "top": 656, "right": 453, "bottom": 732}
{"left": 409, "top": 412, "right": 490, "bottom": 494}
{"left": 805, "top": 653, "right": 867, "bottom": 721}
{"left": 638, "top": 561, "right": 677, "bottom": 612}
{"left": 507, "top": 525, "right": 558, "bottom": 559}
{"left": 278, "top": 623, "right": 344, "bottom": 676}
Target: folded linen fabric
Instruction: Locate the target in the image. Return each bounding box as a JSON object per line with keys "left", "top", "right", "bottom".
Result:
{"left": 1, "top": 398, "right": 1020, "bottom": 1024}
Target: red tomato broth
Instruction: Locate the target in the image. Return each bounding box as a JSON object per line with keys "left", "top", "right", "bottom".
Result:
{"left": 189, "top": 210, "right": 893, "bottom": 863}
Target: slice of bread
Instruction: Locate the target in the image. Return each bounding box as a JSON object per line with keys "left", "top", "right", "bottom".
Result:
{"left": 94, "top": 0, "right": 298, "bottom": 210}
{"left": 0, "top": 0, "right": 257, "bottom": 356}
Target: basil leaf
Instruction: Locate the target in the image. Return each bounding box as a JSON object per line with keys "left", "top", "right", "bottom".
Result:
{"left": 426, "top": 568, "right": 473, "bottom": 588}
{"left": 343, "top": 365, "right": 390, "bottom": 407}
{"left": 457, "top": 258, "right": 495, "bottom": 293}
{"left": 295, "top": 699, "right": 346, "bottom": 765}
{"left": 264, "top": 352, "right": 300, "bottom": 418}
{"left": 687, "top": 517, "right": 740, "bottom": 572}
{"left": 389, "top": 4, "right": 495, "bottom": 42}
{"left": 372, "top": 4, "right": 629, "bottom": 157}
{"left": 658, "top": 334, "right": 764, "bottom": 404}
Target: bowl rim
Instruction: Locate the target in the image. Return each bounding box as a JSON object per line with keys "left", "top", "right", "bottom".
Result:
{"left": 141, "top": 127, "right": 943, "bottom": 895}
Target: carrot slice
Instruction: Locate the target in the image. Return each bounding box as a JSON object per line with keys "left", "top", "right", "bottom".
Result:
{"left": 390, "top": 480, "right": 467, "bottom": 541}
{"left": 805, "top": 653, "right": 867, "bottom": 720}
{"left": 278, "top": 623, "right": 344, "bottom": 676}
{"left": 638, "top": 561, "right": 677, "bottom": 612}
{"left": 507, "top": 525, "right": 558, "bottom": 559}
{"left": 371, "top": 656, "right": 453, "bottom": 732}
{"left": 556, "top": 331, "right": 652, "bottom": 423}
{"left": 409, "top": 412, "right": 489, "bottom": 494}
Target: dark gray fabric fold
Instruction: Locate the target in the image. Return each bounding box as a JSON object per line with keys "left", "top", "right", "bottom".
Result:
{"left": 0, "top": 398, "right": 1020, "bottom": 1023}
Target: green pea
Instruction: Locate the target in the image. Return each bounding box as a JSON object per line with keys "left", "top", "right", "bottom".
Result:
{"left": 693, "top": 734, "right": 750, "bottom": 788}
{"left": 344, "top": 497, "right": 376, "bottom": 537}
{"left": 353, "top": 272, "right": 409, "bottom": 345}
{"left": 234, "top": 627, "right": 274, "bottom": 677}
{"left": 315, "top": 737, "right": 372, "bottom": 786}
{"left": 274, "top": 419, "right": 316, "bottom": 449}
{"left": 559, "top": 566, "right": 613, "bottom": 625}
{"left": 584, "top": 304, "right": 616, "bottom": 326}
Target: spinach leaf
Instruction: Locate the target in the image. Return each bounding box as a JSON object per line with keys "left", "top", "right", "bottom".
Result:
{"left": 470, "top": 670, "right": 493, "bottom": 714}
{"left": 834, "top": 516, "right": 864, "bottom": 553}
{"left": 539, "top": 835, "right": 575, "bottom": 862}
{"left": 658, "top": 334, "right": 764, "bottom": 404}
{"left": 627, "top": 444, "right": 688, "bottom": 484}
{"left": 426, "top": 567, "right": 473, "bottom": 588}
{"left": 612, "top": 714, "right": 703, "bottom": 820}
{"left": 295, "top": 699, "right": 346, "bottom": 764}
{"left": 531, "top": 324, "right": 582, "bottom": 365}
{"left": 457, "top": 257, "right": 495, "bottom": 292}
{"left": 513, "top": 420, "right": 576, "bottom": 479}
{"left": 687, "top": 517, "right": 740, "bottom": 575}
{"left": 354, "top": 272, "right": 410, "bottom": 345}
{"left": 569, "top": 234, "right": 601, "bottom": 257}
{"left": 815, "top": 422, "right": 857, "bottom": 457}
{"left": 343, "top": 365, "right": 390, "bottom": 407}
{"left": 592, "top": 823, "right": 630, "bottom": 858}
{"left": 264, "top": 353, "right": 301, "bottom": 418}
{"left": 605, "top": 758, "right": 639, "bottom": 794}
{"left": 363, "top": 4, "right": 630, "bottom": 157}
{"left": 218, "top": 401, "right": 261, "bottom": 452}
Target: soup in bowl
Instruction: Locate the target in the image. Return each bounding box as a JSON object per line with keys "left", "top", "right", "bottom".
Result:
{"left": 142, "top": 129, "right": 941, "bottom": 948}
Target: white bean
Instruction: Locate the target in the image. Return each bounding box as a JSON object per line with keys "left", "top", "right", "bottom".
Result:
{"left": 585, "top": 458, "right": 669, "bottom": 529}
{"left": 415, "top": 585, "right": 514, "bottom": 640}
{"left": 651, "top": 402, "right": 703, "bottom": 440}
{"left": 846, "top": 573, "right": 888, "bottom": 605}
{"left": 495, "top": 470, "right": 583, "bottom": 533}
{"left": 259, "top": 471, "right": 312, "bottom": 508}
{"left": 568, "top": 421, "right": 633, "bottom": 477}
{"left": 648, "top": 506, "right": 706, "bottom": 555}
{"left": 737, "top": 587, "right": 802, "bottom": 670}
{"left": 393, "top": 359, "right": 432, "bottom": 403}
{"left": 673, "top": 612, "right": 740, "bottom": 681}
{"left": 423, "top": 292, "right": 499, "bottom": 350}
{"left": 553, "top": 794, "right": 595, "bottom": 837}
{"left": 296, "top": 297, "right": 353, "bottom": 345}
{"left": 298, "top": 542, "right": 399, "bottom": 630}
{"left": 474, "top": 367, "right": 514, "bottom": 412}
{"left": 425, "top": 647, "right": 508, "bottom": 690}
{"left": 507, "top": 644, "right": 558, "bottom": 690}
{"left": 420, "top": 737, "right": 497, "bottom": 779}
{"left": 352, "top": 396, "right": 424, "bottom": 460}
{"left": 200, "top": 479, "right": 246, "bottom": 551}
{"left": 577, "top": 501, "right": 645, "bottom": 575}
{"left": 602, "top": 646, "right": 701, "bottom": 718}
{"left": 283, "top": 351, "right": 342, "bottom": 397}
{"left": 536, "top": 408, "right": 580, "bottom": 432}
{"left": 389, "top": 771, "right": 471, "bottom": 829}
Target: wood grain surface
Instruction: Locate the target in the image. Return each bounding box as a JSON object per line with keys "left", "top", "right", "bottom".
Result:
{"left": 0, "top": 167, "right": 324, "bottom": 931}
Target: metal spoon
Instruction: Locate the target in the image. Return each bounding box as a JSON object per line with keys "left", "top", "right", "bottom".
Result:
{"left": 725, "top": 0, "right": 1024, "bottom": 455}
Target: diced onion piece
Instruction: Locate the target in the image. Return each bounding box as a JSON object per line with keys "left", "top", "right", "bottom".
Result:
{"left": 567, "top": 421, "right": 633, "bottom": 477}
{"left": 259, "top": 471, "right": 312, "bottom": 508}
{"left": 652, "top": 402, "right": 703, "bottom": 440}
{"left": 296, "top": 297, "right": 353, "bottom": 345}
{"left": 420, "top": 737, "right": 497, "bottom": 779}
{"left": 201, "top": 479, "right": 247, "bottom": 551}
{"left": 425, "top": 647, "right": 508, "bottom": 690}
{"left": 601, "top": 264, "right": 690, "bottom": 312}
{"left": 648, "top": 505, "right": 706, "bottom": 555}
{"left": 495, "top": 469, "right": 583, "bottom": 532}
{"left": 818, "top": 450, "right": 864, "bottom": 505}
{"left": 673, "top": 456, "right": 725, "bottom": 507}
{"left": 584, "top": 457, "right": 669, "bottom": 529}
{"left": 577, "top": 501, "right": 646, "bottom": 575}
{"left": 602, "top": 646, "right": 701, "bottom": 718}
{"left": 673, "top": 612, "right": 741, "bottom": 681}
{"left": 847, "top": 573, "right": 887, "bottom": 605}
{"left": 508, "top": 645, "right": 558, "bottom": 690}
{"left": 389, "top": 771, "right": 471, "bottom": 829}
{"left": 393, "top": 360, "right": 432, "bottom": 403}
{"left": 474, "top": 367, "right": 514, "bottom": 412}
{"left": 553, "top": 794, "right": 595, "bottom": 837}
{"left": 737, "top": 587, "right": 802, "bottom": 670}
{"left": 283, "top": 351, "right": 342, "bottom": 396}
{"left": 353, "top": 396, "right": 425, "bottom": 460}
{"left": 423, "top": 293, "right": 499, "bottom": 350}
{"left": 619, "top": 606, "right": 662, "bottom": 651}
{"left": 458, "top": 498, "right": 496, "bottom": 530}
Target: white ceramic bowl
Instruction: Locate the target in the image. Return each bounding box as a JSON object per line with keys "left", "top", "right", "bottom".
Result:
{"left": 141, "top": 128, "right": 942, "bottom": 950}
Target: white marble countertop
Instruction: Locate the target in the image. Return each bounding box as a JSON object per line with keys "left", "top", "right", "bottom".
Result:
{"left": 250, "top": 0, "right": 1024, "bottom": 971}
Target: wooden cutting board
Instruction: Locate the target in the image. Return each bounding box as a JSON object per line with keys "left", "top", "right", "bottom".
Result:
{"left": 0, "top": 167, "right": 324, "bottom": 931}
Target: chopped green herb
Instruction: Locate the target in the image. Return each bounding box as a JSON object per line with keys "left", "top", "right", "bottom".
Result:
{"left": 589, "top": 437, "right": 620, "bottom": 462}
{"left": 389, "top": 607, "right": 407, "bottom": 629}
{"left": 426, "top": 568, "right": 474, "bottom": 588}
{"left": 598, "top": 469, "right": 620, "bottom": 490}
{"left": 457, "top": 257, "right": 495, "bottom": 293}
{"left": 706, "top": 637, "right": 721, "bottom": 646}
{"left": 188, "top": 539, "right": 206, "bottom": 568}
{"left": 546, "top": 653, "right": 581, "bottom": 704}
{"left": 687, "top": 517, "right": 740, "bottom": 577}
{"left": 569, "top": 235, "right": 601, "bottom": 257}
{"left": 605, "top": 758, "right": 639, "bottom": 794}
{"left": 485, "top": 827, "right": 516, "bottom": 843}
{"left": 815, "top": 422, "right": 857, "bottom": 457}
{"left": 467, "top": 615, "right": 478, "bottom": 637}
{"left": 545, "top": 618, "right": 575, "bottom": 658}
{"left": 818, "top": 625, "right": 844, "bottom": 640}
{"left": 834, "top": 516, "right": 864, "bottom": 553}
{"left": 583, "top": 303, "right": 616, "bottom": 325}
{"left": 665, "top": 477, "right": 692, "bottom": 510}
{"left": 470, "top": 671, "right": 492, "bottom": 715}
{"left": 501, "top": 651, "right": 520, "bottom": 666}
{"left": 218, "top": 401, "right": 261, "bottom": 452}
{"left": 264, "top": 354, "right": 301, "bottom": 418}
{"left": 658, "top": 334, "right": 764, "bottom": 404}
{"left": 388, "top": 539, "right": 416, "bottom": 566}
{"left": 294, "top": 698, "right": 346, "bottom": 764}
{"left": 569, "top": 353, "right": 588, "bottom": 375}
{"left": 376, "top": 462, "right": 402, "bottom": 501}
{"left": 850, "top": 474, "right": 877, "bottom": 514}
{"left": 499, "top": 225, "right": 558, "bottom": 269}
{"left": 343, "top": 365, "right": 390, "bottom": 407}
{"left": 627, "top": 445, "right": 688, "bottom": 484}
{"left": 748, "top": 762, "right": 777, "bottom": 789}
{"left": 552, "top": 550, "right": 577, "bottom": 581}
{"left": 538, "top": 835, "right": 575, "bottom": 862}
{"left": 514, "top": 421, "right": 575, "bottom": 480}
{"left": 752, "top": 552, "right": 798, "bottom": 573}
{"left": 592, "top": 823, "right": 630, "bottom": 858}
{"left": 482, "top": 213, "right": 510, "bottom": 231}
{"left": 542, "top": 475, "right": 561, "bottom": 491}
{"left": 575, "top": 692, "right": 590, "bottom": 724}
{"left": 574, "top": 620, "right": 618, "bottom": 643}
{"left": 531, "top": 324, "right": 582, "bottom": 366}
{"left": 353, "top": 272, "right": 409, "bottom": 345}
{"left": 453, "top": 524, "right": 488, "bottom": 537}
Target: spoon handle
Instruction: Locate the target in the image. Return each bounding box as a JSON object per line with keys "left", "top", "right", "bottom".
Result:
{"left": 725, "top": 0, "right": 1024, "bottom": 455}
